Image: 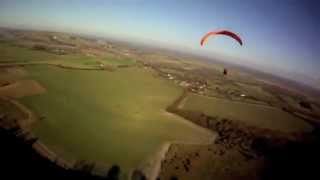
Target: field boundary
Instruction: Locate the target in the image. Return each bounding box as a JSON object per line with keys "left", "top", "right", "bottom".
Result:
{"left": 0, "top": 97, "right": 75, "bottom": 170}
{"left": 0, "top": 61, "right": 111, "bottom": 71}
{"left": 138, "top": 90, "right": 216, "bottom": 180}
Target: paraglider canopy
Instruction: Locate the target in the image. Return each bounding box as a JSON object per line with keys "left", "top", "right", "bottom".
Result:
{"left": 200, "top": 30, "right": 243, "bottom": 46}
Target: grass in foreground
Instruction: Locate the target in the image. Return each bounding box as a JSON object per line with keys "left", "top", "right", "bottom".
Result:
{"left": 20, "top": 66, "right": 212, "bottom": 177}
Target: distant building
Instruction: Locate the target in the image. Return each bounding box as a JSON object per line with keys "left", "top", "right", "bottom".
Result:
{"left": 199, "top": 85, "right": 206, "bottom": 90}
{"left": 167, "top": 73, "right": 174, "bottom": 80}
{"left": 179, "top": 81, "right": 190, "bottom": 87}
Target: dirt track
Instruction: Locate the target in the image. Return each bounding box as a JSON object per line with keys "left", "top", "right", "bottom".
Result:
{"left": 0, "top": 80, "right": 46, "bottom": 98}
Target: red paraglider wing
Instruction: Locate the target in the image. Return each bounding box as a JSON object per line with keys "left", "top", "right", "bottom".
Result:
{"left": 200, "top": 30, "right": 243, "bottom": 46}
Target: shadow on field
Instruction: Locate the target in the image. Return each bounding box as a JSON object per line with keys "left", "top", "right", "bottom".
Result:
{"left": 0, "top": 126, "right": 122, "bottom": 180}
{"left": 254, "top": 129, "right": 320, "bottom": 180}
{"left": 1, "top": 110, "right": 320, "bottom": 180}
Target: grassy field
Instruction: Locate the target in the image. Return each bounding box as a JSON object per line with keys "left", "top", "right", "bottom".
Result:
{"left": 101, "top": 56, "right": 136, "bottom": 66}
{"left": 50, "top": 55, "right": 135, "bottom": 68}
{"left": 0, "top": 42, "right": 135, "bottom": 68}
{"left": 0, "top": 43, "right": 59, "bottom": 63}
{"left": 180, "top": 94, "right": 313, "bottom": 132}
{"left": 20, "top": 66, "right": 212, "bottom": 177}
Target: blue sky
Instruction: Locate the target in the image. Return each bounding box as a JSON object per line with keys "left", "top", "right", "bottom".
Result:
{"left": 0, "top": 0, "right": 319, "bottom": 86}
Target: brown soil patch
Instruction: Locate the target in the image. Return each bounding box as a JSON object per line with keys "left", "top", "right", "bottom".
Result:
{"left": 0, "top": 67, "right": 27, "bottom": 83}
{"left": 159, "top": 143, "right": 264, "bottom": 180}
{"left": 5, "top": 67, "right": 28, "bottom": 76}
{"left": 0, "top": 79, "right": 46, "bottom": 98}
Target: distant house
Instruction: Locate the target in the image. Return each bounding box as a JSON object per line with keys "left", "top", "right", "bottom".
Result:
{"left": 179, "top": 81, "right": 190, "bottom": 87}
{"left": 167, "top": 74, "right": 174, "bottom": 80}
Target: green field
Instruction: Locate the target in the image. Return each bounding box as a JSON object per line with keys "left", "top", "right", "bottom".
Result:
{"left": 180, "top": 94, "right": 313, "bottom": 132}
{"left": 0, "top": 43, "right": 135, "bottom": 68}
{"left": 20, "top": 66, "right": 212, "bottom": 177}
{"left": 0, "top": 43, "right": 59, "bottom": 62}
{"left": 101, "top": 56, "right": 136, "bottom": 66}
{"left": 45, "top": 55, "right": 135, "bottom": 69}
